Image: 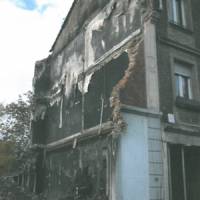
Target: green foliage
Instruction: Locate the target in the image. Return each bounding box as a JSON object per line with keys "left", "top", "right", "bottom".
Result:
{"left": 0, "top": 141, "right": 15, "bottom": 176}
{"left": 0, "top": 91, "right": 33, "bottom": 172}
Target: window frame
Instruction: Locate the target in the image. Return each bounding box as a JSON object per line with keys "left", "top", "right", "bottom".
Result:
{"left": 168, "top": 0, "right": 193, "bottom": 30}
{"left": 174, "top": 60, "right": 193, "bottom": 100}
{"left": 169, "top": 54, "right": 200, "bottom": 126}
{"left": 172, "top": 0, "right": 185, "bottom": 26}
{"left": 175, "top": 73, "right": 192, "bottom": 99}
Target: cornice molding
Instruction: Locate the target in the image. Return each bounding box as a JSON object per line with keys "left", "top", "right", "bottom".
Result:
{"left": 159, "top": 37, "right": 200, "bottom": 57}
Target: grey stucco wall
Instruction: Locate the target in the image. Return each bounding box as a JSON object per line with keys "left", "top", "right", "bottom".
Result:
{"left": 156, "top": 0, "right": 200, "bottom": 126}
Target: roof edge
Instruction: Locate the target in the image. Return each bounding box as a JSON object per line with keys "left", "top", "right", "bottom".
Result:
{"left": 49, "top": 0, "right": 77, "bottom": 52}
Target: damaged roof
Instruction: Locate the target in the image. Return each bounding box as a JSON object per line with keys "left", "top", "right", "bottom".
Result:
{"left": 49, "top": 0, "right": 77, "bottom": 52}
{"left": 50, "top": 0, "right": 110, "bottom": 54}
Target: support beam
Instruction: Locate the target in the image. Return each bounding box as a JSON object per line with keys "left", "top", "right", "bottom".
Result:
{"left": 45, "top": 121, "right": 113, "bottom": 151}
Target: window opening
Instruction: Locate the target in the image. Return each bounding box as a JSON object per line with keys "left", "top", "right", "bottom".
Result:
{"left": 169, "top": 145, "right": 200, "bottom": 200}
{"left": 174, "top": 61, "right": 193, "bottom": 99}
{"left": 171, "top": 0, "right": 186, "bottom": 26}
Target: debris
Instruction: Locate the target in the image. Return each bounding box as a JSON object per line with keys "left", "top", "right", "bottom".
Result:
{"left": 110, "top": 37, "right": 143, "bottom": 135}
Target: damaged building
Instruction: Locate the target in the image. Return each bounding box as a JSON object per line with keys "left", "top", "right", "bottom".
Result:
{"left": 29, "top": 0, "right": 200, "bottom": 199}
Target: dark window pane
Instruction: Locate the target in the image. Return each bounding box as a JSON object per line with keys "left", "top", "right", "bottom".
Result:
{"left": 185, "top": 147, "right": 200, "bottom": 200}
{"left": 175, "top": 73, "right": 191, "bottom": 99}
{"left": 169, "top": 145, "right": 185, "bottom": 200}
{"left": 175, "top": 0, "right": 183, "bottom": 25}
{"left": 182, "top": 76, "right": 189, "bottom": 99}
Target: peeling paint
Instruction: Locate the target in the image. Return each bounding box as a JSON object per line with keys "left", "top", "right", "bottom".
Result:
{"left": 85, "top": 0, "right": 142, "bottom": 68}
{"left": 78, "top": 73, "right": 93, "bottom": 94}
{"left": 127, "top": 0, "right": 141, "bottom": 24}
{"left": 33, "top": 60, "right": 46, "bottom": 85}
{"left": 59, "top": 97, "right": 63, "bottom": 129}
{"left": 101, "top": 40, "right": 106, "bottom": 49}
{"left": 48, "top": 53, "right": 84, "bottom": 108}
{"left": 62, "top": 53, "right": 84, "bottom": 98}
{"left": 31, "top": 0, "right": 149, "bottom": 199}
{"left": 32, "top": 104, "right": 47, "bottom": 121}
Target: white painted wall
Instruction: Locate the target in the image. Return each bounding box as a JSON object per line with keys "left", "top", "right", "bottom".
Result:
{"left": 115, "top": 113, "right": 149, "bottom": 200}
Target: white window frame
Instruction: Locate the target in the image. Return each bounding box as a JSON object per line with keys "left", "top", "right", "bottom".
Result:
{"left": 175, "top": 74, "right": 192, "bottom": 99}
{"left": 174, "top": 61, "right": 193, "bottom": 100}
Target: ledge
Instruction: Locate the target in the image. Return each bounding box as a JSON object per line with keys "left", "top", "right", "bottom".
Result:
{"left": 164, "top": 123, "right": 200, "bottom": 137}
{"left": 175, "top": 96, "right": 200, "bottom": 112}
{"left": 121, "top": 104, "right": 162, "bottom": 118}
{"left": 159, "top": 37, "right": 200, "bottom": 57}
{"left": 169, "top": 21, "right": 193, "bottom": 34}
{"left": 30, "top": 144, "right": 46, "bottom": 151}
{"left": 45, "top": 121, "right": 113, "bottom": 151}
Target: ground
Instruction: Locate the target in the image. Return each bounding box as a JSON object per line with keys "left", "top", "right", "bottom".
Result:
{"left": 0, "top": 177, "right": 44, "bottom": 200}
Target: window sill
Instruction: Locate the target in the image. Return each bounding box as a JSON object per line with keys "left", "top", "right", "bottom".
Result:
{"left": 164, "top": 123, "right": 200, "bottom": 137}
{"left": 169, "top": 21, "right": 193, "bottom": 34}
{"left": 175, "top": 96, "right": 200, "bottom": 112}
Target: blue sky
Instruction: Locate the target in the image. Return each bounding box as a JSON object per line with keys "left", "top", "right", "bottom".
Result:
{"left": 9, "top": 0, "right": 50, "bottom": 13}
{"left": 10, "top": 0, "right": 38, "bottom": 10}
{"left": 0, "top": 0, "right": 73, "bottom": 103}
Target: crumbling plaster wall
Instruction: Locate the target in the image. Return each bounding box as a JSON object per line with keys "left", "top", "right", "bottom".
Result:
{"left": 52, "top": 0, "right": 110, "bottom": 55}
{"left": 33, "top": 0, "right": 147, "bottom": 143}
{"left": 31, "top": 0, "right": 153, "bottom": 199}
{"left": 43, "top": 135, "right": 111, "bottom": 200}
{"left": 85, "top": 0, "right": 142, "bottom": 67}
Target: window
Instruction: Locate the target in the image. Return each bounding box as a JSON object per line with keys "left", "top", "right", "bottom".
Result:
{"left": 170, "top": 0, "right": 186, "bottom": 26}
{"left": 174, "top": 61, "right": 193, "bottom": 99}
{"left": 168, "top": 145, "right": 200, "bottom": 200}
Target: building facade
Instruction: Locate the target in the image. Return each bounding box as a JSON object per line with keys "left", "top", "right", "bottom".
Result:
{"left": 31, "top": 0, "right": 200, "bottom": 200}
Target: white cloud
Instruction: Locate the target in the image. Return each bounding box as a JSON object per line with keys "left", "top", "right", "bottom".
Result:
{"left": 0, "top": 0, "right": 73, "bottom": 103}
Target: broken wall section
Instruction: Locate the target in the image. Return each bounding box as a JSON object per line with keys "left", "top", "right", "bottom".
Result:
{"left": 45, "top": 52, "right": 130, "bottom": 143}
{"left": 42, "top": 31, "right": 85, "bottom": 143}
{"left": 43, "top": 135, "right": 111, "bottom": 200}
{"left": 85, "top": 0, "right": 142, "bottom": 67}
{"left": 119, "top": 40, "right": 146, "bottom": 107}
{"left": 30, "top": 1, "right": 152, "bottom": 199}
{"left": 32, "top": 58, "right": 51, "bottom": 144}
{"left": 32, "top": 0, "right": 148, "bottom": 144}
{"left": 32, "top": 31, "right": 85, "bottom": 144}
{"left": 52, "top": 0, "right": 110, "bottom": 55}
